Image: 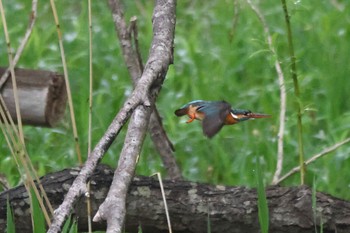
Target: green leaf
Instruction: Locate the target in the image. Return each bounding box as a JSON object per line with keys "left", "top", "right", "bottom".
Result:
{"left": 138, "top": 224, "right": 143, "bottom": 233}
{"left": 30, "top": 188, "right": 46, "bottom": 233}
{"left": 69, "top": 219, "right": 78, "bottom": 233}
{"left": 62, "top": 216, "right": 72, "bottom": 233}
{"left": 61, "top": 216, "right": 78, "bottom": 233}
{"left": 255, "top": 158, "right": 269, "bottom": 233}
{"left": 6, "top": 196, "right": 16, "bottom": 233}
{"left": 207, "top": 205, "right": 211, "bottom": 233}
{"left": 312, "top": 176, "right": 318, "bottom": 233}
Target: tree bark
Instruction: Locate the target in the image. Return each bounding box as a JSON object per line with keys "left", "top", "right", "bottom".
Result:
{"left": 90, "top": 1, "right": 177, "bottom": 232}
{"left": 0, "top": 67, "right": 67, "bottom": 127}
{"left": 108, "top": 0, "right": 182, "bottom": 181}
{"left": 1, "top": 164, "right": 349, "bottom": 233}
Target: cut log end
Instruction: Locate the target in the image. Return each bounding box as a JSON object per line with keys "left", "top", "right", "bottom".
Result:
{"left": 46, "top": 71, "right": 67, "bottom": 127}
{"left": 0, "top": 67, "right": 67, "bottom": 127}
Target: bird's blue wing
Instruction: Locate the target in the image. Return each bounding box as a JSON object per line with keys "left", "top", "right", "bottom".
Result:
{"left": 198, "top": 101, "right": 231, "bottom": 138}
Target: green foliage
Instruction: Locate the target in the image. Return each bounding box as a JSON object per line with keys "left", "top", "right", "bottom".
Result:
{"left": 1, "top": 0, "right": 350, "bottom": 202}
{"left": 256, "top": 158, "right": 269, "bottom": 233}
{"left": 312, "top": 177, "right": 318, "bottom": 233}
{"left": 30, "top": 188, "right": 46, "bottom": 233}
{"left": 6, "top": 197, "right": 15, "bottom": 233}
{"left": 62, "top": 216, "right": 78, "bottom": 233}
{"left": 312, "top": 177, "right": 324, "bottom": 233}
{"left": 207, "top": 207, "right": 211, "bottom": 233}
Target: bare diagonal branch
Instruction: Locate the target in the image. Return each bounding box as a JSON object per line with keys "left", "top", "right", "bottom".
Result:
{"left": 47, "top": 0, "right": 176, "bottom": 232}
{"left": 109, "top": 0, "right": 182, "bottom": 180}
{"left": 92, "top": 1, "right": 176, "bottom": 232}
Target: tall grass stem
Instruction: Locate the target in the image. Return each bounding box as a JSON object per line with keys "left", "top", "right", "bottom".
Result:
{"left": 280, "top": 0, "right": 305, "bottom": 184}
{"left": 49, "top": 0, "right": 83, "bottom": 164}
{"left": 0, "top": 0, "right": 24, "bottom": 143}
{"left": 86, "top": 0, "right": 93, "bottom": 232}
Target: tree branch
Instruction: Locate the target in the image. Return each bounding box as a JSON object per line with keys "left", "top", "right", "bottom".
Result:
{"left": 93, "top": 1, "right": 176, "bottom": 232}
{"left": 108, "top": 0, "right": 182, "bottom": 180}
{"left": 47, "top": 0, "right": 176, "bottom": 232}
{"left": 93, "top": 105, "right": 152, "bottom": 232}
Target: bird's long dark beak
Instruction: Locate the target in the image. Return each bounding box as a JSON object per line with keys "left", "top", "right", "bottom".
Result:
{"left": 248, "top": 113, "right": 271, "bottom": 119}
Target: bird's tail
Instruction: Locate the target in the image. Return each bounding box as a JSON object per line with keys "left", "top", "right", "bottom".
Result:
{"left": 174, "top": 108, "right": 188, "bottom": 116}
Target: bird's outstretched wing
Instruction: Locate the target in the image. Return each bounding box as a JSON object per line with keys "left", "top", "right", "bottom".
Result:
{"left": 198, "top": 101, "right": 231, "bottom": 138}
{"left": 174, "top": 100, "right": 207, "bottom": 117}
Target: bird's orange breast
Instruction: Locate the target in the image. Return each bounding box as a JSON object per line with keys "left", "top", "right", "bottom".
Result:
{"left": 224, "top": 113, "right": 239, "bottom": 125}
{"left": 187, "top": 105, "right": 205, "bottom": 120}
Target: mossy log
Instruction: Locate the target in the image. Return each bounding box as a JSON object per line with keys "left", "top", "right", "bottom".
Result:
{"left": 0, "top": 164, "right": 349, "bottom": 233}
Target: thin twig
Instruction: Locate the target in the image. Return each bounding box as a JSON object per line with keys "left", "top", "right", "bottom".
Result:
{"left": 280, "top": 0, "right": 305, "bottom": 185}
{"left": 130, "top": 16, "right": 144, "bottom": 71}
{"left": 49, "top": 0, "right": 83, "bottom": 164}
{"left": 275, "top": 137, "right": 350, "bottom": 184}
{"left": 0, "top": 8, "right": 53, "bottom": 220}
{"left": 229, "top": 0, "right": 240, "bottom": 42}
{"left": 154, "top": 172, "right": 173, "bottom": 233}
{"left": 0, "top": 0, "right": 24, "bottom": 143}
{"left": 0, "top": 97, "right": 53, "bottom": 225}
{"left": 0, "top": 1, "right": 55, "bottom": 222}
{"left": 86, "top": 0, "right": 94, "bottom": 232}
{"left": 245, "top": 0, "right": 287, "bottom": 185}
{"left": 0, "top": 0, "right": 38, "bottom": 89}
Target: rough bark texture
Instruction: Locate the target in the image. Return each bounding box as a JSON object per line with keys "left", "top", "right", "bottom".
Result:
{"left": 0, "top": 67, "right": 67, "bottom": 127}
{"left": 94, "top": 105, "right": 152, "bottom": 232}
{"left": 47, "top": 1, "right": 176, "bottom": 232}
{"left": 108, "top": 0, "right": 182, "bottom": 181}
{"left": 93, "top": 1, "right": 177, "bottom": 232}
{"left": 1, "top": 164, "right": 349, "bottom": 233}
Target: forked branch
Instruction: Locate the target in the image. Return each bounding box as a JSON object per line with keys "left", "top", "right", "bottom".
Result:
{"left": 47, "top": 0, "right": 176, "bottom": 232}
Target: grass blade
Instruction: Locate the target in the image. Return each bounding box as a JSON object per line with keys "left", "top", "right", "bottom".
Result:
{"left": 68, "top": 219, "right": 78, "bottom": 233}
{"left": 207, "top": 206, "right": 211, "bottom": 233}
{"left": 30, "top": 187, "right": 46, "bottom": 233}
{"left": 256, "top": 158, "right": 269, "bottom": 233}
{"left": 61, "top": 216, "right": 72, "bottom": 233}
{"left": 280, "top": 0, "right": 305, "bottom": 184}
{"left": 6, "top": 196, "right": 15, "bottom": 233}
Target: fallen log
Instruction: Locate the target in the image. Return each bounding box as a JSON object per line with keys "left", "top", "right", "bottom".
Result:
{"left": 0, "top": 164, "right": 349, "bottom": 233}
{"left": 0, "top": 67, "right": 67, "bottom": 127}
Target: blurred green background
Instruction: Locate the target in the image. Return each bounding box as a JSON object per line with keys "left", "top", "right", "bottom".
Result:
{"left": 1, "top": 0, "right": 350, "bottom": 200}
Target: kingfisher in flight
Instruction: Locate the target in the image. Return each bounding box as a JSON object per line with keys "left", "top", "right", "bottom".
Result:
{"left": 175, "top": 100, "right": 271, "bottom": 138}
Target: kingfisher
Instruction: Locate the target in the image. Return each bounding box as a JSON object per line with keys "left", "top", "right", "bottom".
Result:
{"left": 174, "top": 100, "right": 271, "bottom": 138}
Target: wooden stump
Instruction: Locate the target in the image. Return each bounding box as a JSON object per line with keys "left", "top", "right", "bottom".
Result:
{"left": 0, "top": 67, "right": 67, "bottom": 127}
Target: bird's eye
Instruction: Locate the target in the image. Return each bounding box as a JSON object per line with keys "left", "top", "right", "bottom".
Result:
{"left": 245, "top": 110, "right": 252, "bottom": 116}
